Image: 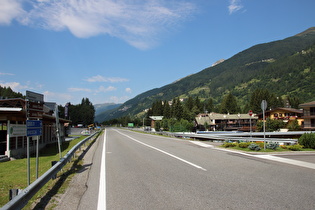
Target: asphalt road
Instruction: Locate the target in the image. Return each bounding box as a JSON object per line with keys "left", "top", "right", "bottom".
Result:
{"left": 57, "top": 128, "right": 315, "bottom": 209}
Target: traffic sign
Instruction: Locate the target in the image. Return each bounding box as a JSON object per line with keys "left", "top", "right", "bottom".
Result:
{"left": 26, "top": 120, "right": 42, "bottom": 137}
{"left": 27, "top": 128, "right": 42, "bottom": 137}
{"left": 248, "top": 110, "right": 253, "bottom": 116}
{"left": 261, "top": 100, "right": 267, "bottom": 111}
{"left": 27, "top": 120, "right": 42, "bottom": 128}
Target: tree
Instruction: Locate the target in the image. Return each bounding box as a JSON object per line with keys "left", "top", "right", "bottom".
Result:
{"left": 249, "top": 89, "right": 271, "bottom": 113}
{"left": 204, "top": 98, "right": 214, "bottom": 113}
{"left": 163, "top": 100, "right": 171, "bottom": 118}
{"left": 287, "top": 95, "right": 301, "bottom": 108}
{"left": 69, "top": 98, "right": 95, "bottom": 126}
{"left": 219, "top": 92, "right": 240, "bottom": 114}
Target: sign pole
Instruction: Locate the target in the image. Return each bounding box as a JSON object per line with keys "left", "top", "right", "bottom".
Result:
{"left": 55, "top": 104, "right": 62, "bottom": 159}
{"left": 261, "top": 100, "right": 267, "bottom": 150}
{"left": 36, "top": 128, "right": 39, "bottom": 179}
{"left": 248, "top": 110, "right": 253, "bottom": 138}
{"left": 26, "top": 99, "right": 31, "bottom": 186}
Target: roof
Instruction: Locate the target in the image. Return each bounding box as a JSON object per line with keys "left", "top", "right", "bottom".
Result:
{"left": 264, "top": 107, "right": 303, "bottom": 114}
{"left": 149, "top": 116, "right": 164, "bottom": 120}
{"left": 196, "top": 112, "right": 258, "bottom": 121}
{"left": 299, "top": 101, "right": 315, "bottom": 107}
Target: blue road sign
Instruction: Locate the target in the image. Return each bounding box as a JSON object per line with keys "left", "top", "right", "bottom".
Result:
{"left": 27, "top": 120, "right": 42, "bottom": 128}
{"left": 26, "top": 120, "right": 42, "bottom": 137}
{"left": 27, "top": 128, "right": 42, "bottom": 137}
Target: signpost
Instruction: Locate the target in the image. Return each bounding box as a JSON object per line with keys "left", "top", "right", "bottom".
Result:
{"left": 26, "top": 91, "right": 44, "bottom": 185}
{"left": 261, "top": 100, "right": 267, "bottom": 150}
{"left": 248, "top": 110, "right": 253, "bottom": 138}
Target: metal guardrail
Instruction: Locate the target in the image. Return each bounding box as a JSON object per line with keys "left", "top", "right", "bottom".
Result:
{"left": 1, "top": 131, "right": 101, "bottom": 210}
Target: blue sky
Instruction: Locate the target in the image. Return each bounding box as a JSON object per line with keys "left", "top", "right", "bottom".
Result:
{"left": 0, "top": 0, "right": 314, "bottom": 106}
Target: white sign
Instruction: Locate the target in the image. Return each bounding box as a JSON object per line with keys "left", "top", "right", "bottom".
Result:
{"left": 10, "top": 124, "right": 26, "bottom": 137}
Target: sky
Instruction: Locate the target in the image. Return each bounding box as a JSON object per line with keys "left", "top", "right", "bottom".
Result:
{"left": 0, "top": 0, "right": 314, "bottom": 106}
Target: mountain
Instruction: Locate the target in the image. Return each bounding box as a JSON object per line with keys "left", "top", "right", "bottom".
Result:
{"left": 94, "top": 103, "right": 122, "bottom": 122}
{"left": 101, "top": 27, "right": 315, "bottom": 122}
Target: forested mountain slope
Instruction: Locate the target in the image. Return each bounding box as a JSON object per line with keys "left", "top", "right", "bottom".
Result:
{"left": 101, "top": 27, "right": 315, "bottom": 122}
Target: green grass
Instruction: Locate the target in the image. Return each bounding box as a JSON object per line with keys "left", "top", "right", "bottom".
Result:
{"left": 0, "top": 135, "right": 90, "bottom": 208}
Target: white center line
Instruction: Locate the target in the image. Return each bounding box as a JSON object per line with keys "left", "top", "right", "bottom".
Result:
{"left": 97, "top": 130, "right": 107, "bottom": 210}
{"left": 115, "top": 129, "right": 207, "bottom": 171}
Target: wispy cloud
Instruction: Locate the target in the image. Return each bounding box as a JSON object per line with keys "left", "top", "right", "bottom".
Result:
{"left": 125, "top": 88, "right": 132, "bottom": 93}
{"left": 85, "top": 75, "right": 129, "bottom": 83}
{"left": 0, "top": 72, "right": 15, "bottom": 76}
{"left": 43, "top": 91, "right": 73, "bottom": 104}
{"left": 228, "top": 0, "right": 243, "bottom": 14}
{"left": 1, "top": 0, "right": 196, "bottom": 49}
{"left": 0, "top": 81, "right": 28, "bottom": 91}
{"left": 96, "top": 86, "right": 116, "bottom": 93}
{"left": 68, "top": 87, "right": 92, "bottom": 92}
{"left": 109, "top": 96, "right": 130, "bottom": 104}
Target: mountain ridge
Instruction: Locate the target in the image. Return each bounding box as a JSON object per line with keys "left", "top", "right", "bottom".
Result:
{"left": 99, "top": 27, "right": 315, "bottom": 122}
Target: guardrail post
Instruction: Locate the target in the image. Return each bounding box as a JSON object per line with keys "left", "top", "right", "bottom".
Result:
{"left": 9, "top": 189, "right": 22, "bottom": 201}
{"left": 51, "top": 161, "right": 58, "bottom": 180}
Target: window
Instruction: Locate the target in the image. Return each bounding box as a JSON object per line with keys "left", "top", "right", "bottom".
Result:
{"left": 310, "top": 107, "right": 315, "bottom": 115}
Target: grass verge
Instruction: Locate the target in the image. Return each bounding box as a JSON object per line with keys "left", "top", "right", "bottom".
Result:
{"left": 0, "top": 134, "right": 97, "bottom": 209}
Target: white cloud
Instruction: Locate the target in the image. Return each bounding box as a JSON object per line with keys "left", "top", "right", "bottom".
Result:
{"left": 0, "top": 72, "right": 15, "bottom": 76}
{"left": 86, "top": 75, "right": 129, "bottom": 83}
{"left": 43, "top": 91, "right": 73, "bottom": 104}
{"left": 68, "top": 87, "right": 92, "bottom": 92}
{"left": 0, "top": 0, "right": 24, "bottom": 25}
{"left": 109, "top": 96, "right": 130, "bottom": 104}
{"left": 0, "top": 81, "right": 28, "bottom": 92}
{"left": 97, "top": 86, "right": 116, "bottom": 93}
{"left": 228, "top": 0, "right": 243, "bottom": 14}
{"left": 125, "top": 88, "right": 132, "bottom": 93}
{"left": 9, "top": 0, "right": 196, "bottom": 49}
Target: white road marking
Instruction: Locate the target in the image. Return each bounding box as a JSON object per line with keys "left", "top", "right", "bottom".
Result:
{"left": 255, "top": 155, "right": 315, "bottom": 170}
{"left": 215, "top": 147, "right": 315, "bottom": 170}
{"left": 115, "top": 129, "right": 207, "bottom": 171}
{"left": 97, "top": 130, "right": 107, "bottom": 210}
{"left": 191, "top": 141, "right": 214, "bottom": 148}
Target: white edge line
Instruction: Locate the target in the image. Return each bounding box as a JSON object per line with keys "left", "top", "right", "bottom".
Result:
{"left": 214, "top": 147, "right": 315, "bottom": 170}
{"left": 98, "top": 130, "right": 106, "bottom": 210}
{"left": 115, "top": 129, "right": 207, "bottom": 171}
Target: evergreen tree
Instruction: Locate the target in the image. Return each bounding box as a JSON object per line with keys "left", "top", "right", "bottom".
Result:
{"left": 219, "top": 92, "right": 240, "bottom": 114}
{"left": 204, "top": 98, "right": 214, "bottom": 113}
{"left": 287, "top": 95, "right": 301, "bottom": 108}
{"left": 163, "top": 100, "right": 171, "bottom": 118}
{"left": 249, "top": 89, "right": 271, "bottom": 113}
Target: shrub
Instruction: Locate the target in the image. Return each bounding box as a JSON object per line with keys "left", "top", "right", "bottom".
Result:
{"left": 248, "top": 143, "right": 261, "bottom": 151}
{"left": 298, "top": 133, "right": 315, "bottom": 149}
{"left": 287, "top": 144, "right": 303, "bottom": 151}
{"left": 266, "top": 142, "right": 279, "bottom": 150}
{"left": 280, "top": 145, "right": 287, "bottom": 149}
{"left": 223, "top": 142, "right": 237, "bottom": 148}
{"left": 238, "top": 142, "right": 251, "bottom": 148}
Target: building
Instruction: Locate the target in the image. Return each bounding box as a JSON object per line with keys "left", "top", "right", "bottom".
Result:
{"left": 0, "top": 98, "right": 71, "bottom": 158}
{"left": 195, "top": 112, "right": 258, "bottom": 131}
{"left": 299, "top": 101, "right": 315, "bottom": 130}
{"left": 256, "top": 107, "right": 303, "bottom": 126}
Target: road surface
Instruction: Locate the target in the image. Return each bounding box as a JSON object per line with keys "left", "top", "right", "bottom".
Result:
{"left": 57, "top": 128, "right": 315, "bottom": 209}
